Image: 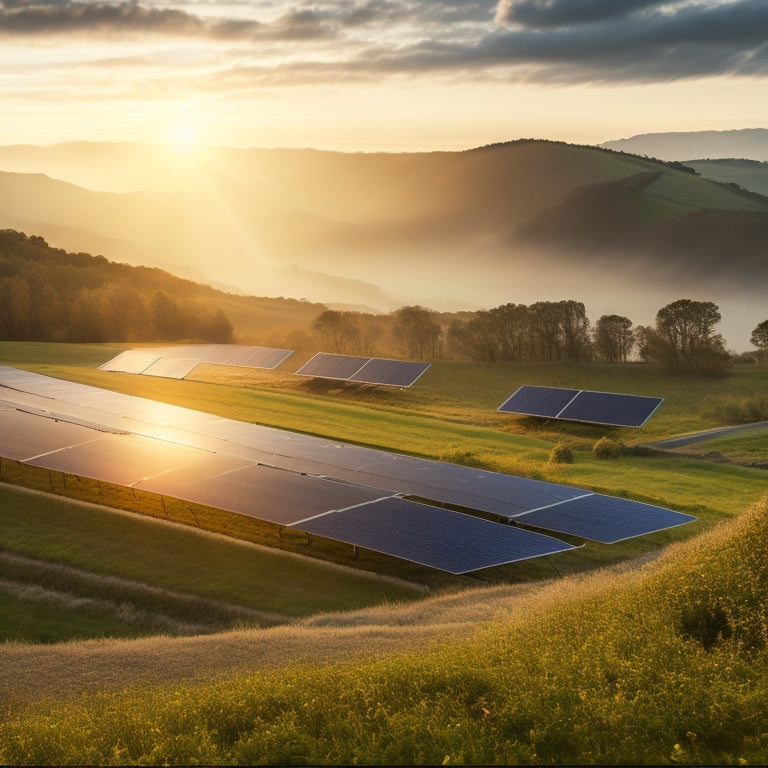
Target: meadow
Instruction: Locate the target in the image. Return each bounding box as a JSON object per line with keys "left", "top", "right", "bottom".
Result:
{"left": 1, "top": 341, "right": 767, "bottom": 764}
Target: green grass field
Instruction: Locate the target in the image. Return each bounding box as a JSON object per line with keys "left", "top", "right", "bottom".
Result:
{"left": 1, "top": 342, "right": 767, "bottom": 764}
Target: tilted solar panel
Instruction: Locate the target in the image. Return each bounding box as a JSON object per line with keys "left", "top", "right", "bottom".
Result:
{"left": 558, "top": 390, "right": 663, "bottom": 427}
{"left": 136, "top": 461, "right": 393, "bottom": 526}
{"left": 290, "top": 497, "right": 575, "bottom": 574}
{"left": 295, "top": 353, "right": 370, "bottom": 380}
{"left": 349, "top": 358, "right": 431, "bottom": 387}
{"left": 224, "top": 347, "right": 294, "bottom": 369}
{"left": 498, "top": 385, "right": 579, "bottom": 417}
{"left": 498, "top": 385, "right": 663, "bottom": 427}
{"left": 142, "top": 358, "right": 200, "bottom": 380}
{"left": 516, "top": 493, "right": 697, "bottom": 544}
{"left": 98, "top": 350, "right": 162, "bottom": 374}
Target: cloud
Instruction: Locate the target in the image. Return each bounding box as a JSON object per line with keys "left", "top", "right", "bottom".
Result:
{"left": 495, "top": 0, "right": 663, "bottom": 28}
{"left": 1, "top": 0, "right": 767, "bottom": 86}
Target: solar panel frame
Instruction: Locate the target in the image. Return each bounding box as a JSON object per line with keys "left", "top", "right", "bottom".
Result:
{"left": 348, "top": 358, "right": 431, "bottom": 387}
{"left": 290, "top": 496, "right": 575, "bottom": 573}
{"left": 295, "top": 353, "right": 370, "bottom": 380}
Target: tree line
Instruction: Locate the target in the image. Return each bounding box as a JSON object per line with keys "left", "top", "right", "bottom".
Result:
{"left": 0, "top": 230, "right": 233, "bottom": 343}
{"left": 314, "top": 298, "right": 765, "bottom": 375}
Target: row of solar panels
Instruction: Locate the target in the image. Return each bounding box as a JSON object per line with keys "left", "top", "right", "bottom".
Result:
{"left": 102, "top": 348, "right": 664, "bottom": 427}
{"left": 100, "top": 347, "right": 431, "bottom": 388}
{"left": 0, "top": 366, "right": 695, "bottom": 574}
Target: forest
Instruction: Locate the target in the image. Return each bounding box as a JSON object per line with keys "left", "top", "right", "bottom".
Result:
{"left": 2, "top": 229, "right": 763, "bottom": 374}
{"left": 0, "top": 230, "right": 233, "bottom": 344}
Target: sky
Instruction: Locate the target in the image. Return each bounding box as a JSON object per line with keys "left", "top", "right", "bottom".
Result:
{"left": 1, "top": 0, "right": 767, "bottom": 151}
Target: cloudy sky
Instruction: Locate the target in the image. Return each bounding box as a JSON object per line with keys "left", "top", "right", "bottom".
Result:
{"left": 2, "top": 0, "right": 767, "bottom": 149}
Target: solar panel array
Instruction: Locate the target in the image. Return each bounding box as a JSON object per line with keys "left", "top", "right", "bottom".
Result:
{"left": 498, "top": 385, "right": 663, "bottom": 428}
{"left": 0, "top": 365, "right": 695, "bottom": 573}
{"left": 296, "top": 353, "right": 431, "bottom": 388}
{"left": 99, "top": 345, "right": 294, "bottom": 379}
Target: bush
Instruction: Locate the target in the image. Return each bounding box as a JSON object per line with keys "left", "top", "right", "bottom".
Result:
{"left": 548, "top": 443, "right": 573, "bottom": 464}
{"left": 592, "top": 436, "right": 625, "bottom": 459}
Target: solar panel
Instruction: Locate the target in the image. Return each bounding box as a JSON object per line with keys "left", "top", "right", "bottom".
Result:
{"left": 0, "top": 406, "right": 107, "bottom": 461}
{"left": 295, "top": 353, "right": 369, "bottom": 380}
{"left": 142, "top": 357, "right": 200, "bottom": 380}
{"left": 498, "top": 385, "right": 663, "bottom": 427}
{"left": 224, "top": 347, "right": 294, "bottom": 369}
{"left": 98, "top": 350, "right": 162, "bottom": 374}
{"left": 349, "top": 359, "right": 431, "bottom": 387}
{"left": 1, "top": 366, "right": 695, "bottom": 550}
{"left": 558, "top": 390, "right": 663, "bottom": 428}
{"left": 26, "top": 433, "right": 205, "bottom": 487}
{"left": 290, "top": 497, "right": 575, "bottom": 573}
{"left": 137, "top": 461, "right": 393, "bottom": 526}
{"left": 498, "top": 385, "right": 579, "bottom": 418}
{"left": 516, "top": 493, "right": 697, "bottom": 544}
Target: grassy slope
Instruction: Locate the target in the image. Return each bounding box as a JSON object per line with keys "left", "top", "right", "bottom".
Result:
{"left": 1, "top": 496, "right": 766, "bottom": 765}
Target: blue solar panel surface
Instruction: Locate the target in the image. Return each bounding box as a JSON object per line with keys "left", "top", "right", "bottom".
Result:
{"left": 498, "top": 385, "right": 663, "bottom": 427}
{"left": 291, "top": 497, "right": 575, "bottom": 573}
{"left": 558, "top": 390, "right": 663, "bottom": 427}
{"left": 295, "top": 353, "right": 369, "bottom": 380}
{"left": 498, "top": 385, "right": 579, "bottom": 417}
{"left": 349, "top": 359, "right": 431, "bottom": 387}
{"left": 516, "top": 494, "right": 697, "bottom": 544}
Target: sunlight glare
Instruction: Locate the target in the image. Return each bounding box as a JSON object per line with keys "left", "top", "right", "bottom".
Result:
{"left": 168, "top": 120, "right": 199, "bottom": 152}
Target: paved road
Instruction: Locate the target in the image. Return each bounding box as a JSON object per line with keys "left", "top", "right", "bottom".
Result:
{"left": 643, "top": 420, "right": 768, "bottom": 449}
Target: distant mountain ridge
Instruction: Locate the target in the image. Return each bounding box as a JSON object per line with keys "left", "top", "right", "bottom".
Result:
{"left": 600, "top": 129, "right": 768, "bottom": 162}
{"left": 1, "top": 138, "right": 766, "bottom": 347}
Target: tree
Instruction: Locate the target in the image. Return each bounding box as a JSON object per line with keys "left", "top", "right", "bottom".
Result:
{"left": 393, "top": 305, "right": 441, "bottom": 358}
{"left": 638, "top": 299, "right": 729, "bottom": 374}
{"left": 750, "top": 319, "right": 768, "bottom": 350}
{"left": 312, "top": 310, "right": 361, "bottom": 353}
{"left": 593, "top": 315, "right": 635, "bottom": 363}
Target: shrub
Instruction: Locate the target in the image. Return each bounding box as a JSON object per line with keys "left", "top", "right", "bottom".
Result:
{"left": 548, "top": 443, "right": 573, "bottom": 464}
{"left": 592, "top": 436, "right": 625, "bottom": 459}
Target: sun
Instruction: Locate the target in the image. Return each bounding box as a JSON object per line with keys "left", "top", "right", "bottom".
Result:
{"left": 168, "top": 119, "right": 199, "bottom": 152}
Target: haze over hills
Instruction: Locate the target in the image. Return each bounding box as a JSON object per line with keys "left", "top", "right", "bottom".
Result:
{"left": 1, "top": 139, "right": 766, "bottom": 349}
{"left": 600, "top": 128, "right": 768, "bottom": 162}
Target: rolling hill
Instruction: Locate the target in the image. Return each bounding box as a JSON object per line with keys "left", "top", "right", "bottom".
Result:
{"left": 1, "top": 139, "right": 767, "bottom": 347}
{"left": 600, "top": 128, "right": 768, "bottom": 162}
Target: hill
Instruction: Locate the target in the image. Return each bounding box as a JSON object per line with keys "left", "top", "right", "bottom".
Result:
{"left": 686, "top": 158, "right": 768, "bottom": 197}
{"left": 0, "top": 229, "right": 324, "bottom": 344}
{"left": 1, "top": 139, "right": 768, "bottom": 347}
{"left": 600, "top": 128, "right": 768, "bottom": 161}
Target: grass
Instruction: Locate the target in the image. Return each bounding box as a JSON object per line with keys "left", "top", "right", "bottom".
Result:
{"left": 0, "top": 483, "right": 425, "bottom": 643}
{"left": 1, "top": 494, "right": 765, "bottom": 765}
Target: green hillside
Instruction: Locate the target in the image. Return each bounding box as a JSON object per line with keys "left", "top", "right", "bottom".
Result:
{"left": 0, "top": 229, "right": 324, "bottom": 344}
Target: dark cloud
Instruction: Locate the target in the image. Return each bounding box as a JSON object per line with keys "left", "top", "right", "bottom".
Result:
{"left": 1, "top": 0, "right": 766, "bottom": 86}
{"left": 495, "top": 0, "right": 663, "bottom": 28}
{"left": 0, "top": 1, "right": 258, "bottom": 38}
